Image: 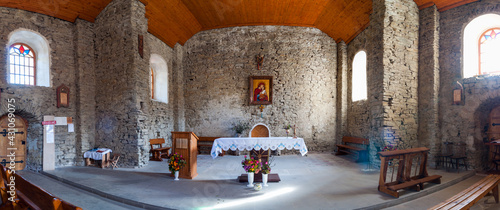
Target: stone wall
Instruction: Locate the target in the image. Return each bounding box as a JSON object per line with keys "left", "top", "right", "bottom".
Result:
{"left": 418, "top": 6, "right": 440, "bottom": 163}
{"left": 94, "top": 0, "right": 146, "bottom": 167}
{"left": 183, "top": 26, "right": 337, "bottom": 152}
{"left": 346, "top": 28, "right": 371, "bottom": 140}
{"left": 0, "top": 7, "right": 80, "bottom": 170}
{"left": 74, "top": 19, "right": 96, "bottom": 166}
{"left": 439, "top": 0, "right": 500, "bottom": 169}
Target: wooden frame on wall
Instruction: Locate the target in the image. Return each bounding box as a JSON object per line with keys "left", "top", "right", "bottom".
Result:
{"left": 249, "top": 76, "right": 273, "bottom": 105}
{"left": 57, "top": 84, "right": 69, "bottom": 108}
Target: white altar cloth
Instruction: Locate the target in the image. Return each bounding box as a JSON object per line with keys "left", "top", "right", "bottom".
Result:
{"left": 83, "top": 148, "right": 112, "bottom": 160}
{"left": 211, "top": 137, "right": 308, "bottom": 158}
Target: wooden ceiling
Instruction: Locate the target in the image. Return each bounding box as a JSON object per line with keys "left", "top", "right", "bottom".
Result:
{"left": 0, "top": 0, "right": 479, "bottom": 47}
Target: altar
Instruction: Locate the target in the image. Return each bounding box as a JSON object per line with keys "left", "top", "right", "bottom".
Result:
{"left": 211, "top": 137, "right": 308, "bottom": 182}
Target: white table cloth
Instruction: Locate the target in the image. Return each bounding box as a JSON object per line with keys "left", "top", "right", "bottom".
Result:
{"left": 84, "top": 148, "right": 112, "bottom": 160}
{"left": 211, "top": 137, "right": 308, "bottom": 158}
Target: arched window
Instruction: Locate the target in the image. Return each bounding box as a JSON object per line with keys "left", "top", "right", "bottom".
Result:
{"left": 8, "top": 29, "right": 51, "bottom": 87}
{"left": 8, "top": 43, "right": 35, "bottom": 85}
{"left": 463, "top": 14, "right": 500, "bottom": 78}
{"left": 352, "top": 51, "right": 367, "bottom": 101}
{"left": 150, "top": 54, "right": 168, "bottom": 103}
{"left": 479, "top": 28, "right": 500, "bottom": 75}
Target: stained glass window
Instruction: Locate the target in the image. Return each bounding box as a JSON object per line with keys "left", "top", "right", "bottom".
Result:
{"left": 479, "top": 28, "right": 500, "bottom": 75}
{"left": 8, "top": 43, "right": 35, "bottom": 85}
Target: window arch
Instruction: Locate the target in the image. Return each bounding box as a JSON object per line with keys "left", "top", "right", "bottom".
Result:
{"left": 479, "top": 28, "right": 500, "bottom": 75}
{"left": 463, "top": 14, "right": 500, "bottom": 78}
{"left": 150, "top": 54, "right": 168, "bottom": 103}
{"left": 7, "top": 29, "right": 50, "bottom": 87}
{"left": 9, "top": 43, "right": 35, "bottom": 85}
{"left": 352, "top": 51, "right": 367, "bottom": 101}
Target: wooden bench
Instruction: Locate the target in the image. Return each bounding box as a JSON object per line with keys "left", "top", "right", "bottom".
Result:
{"left": 198, "top": 137, "right": 225, "bottom": 156}
{"left": 150, "top": 138, "right": 171, "bottom": 161}
{"left": 1, "top": 164, "right": 81, "bottom": 209}
{"left": 378, "top": 147, "right": 442, "bottom": 198}
{"left": 430, "top": 174, "right": 500, "bottom": 210}
{"left": 335, "top": 136, "right": 369, "bottom": 162}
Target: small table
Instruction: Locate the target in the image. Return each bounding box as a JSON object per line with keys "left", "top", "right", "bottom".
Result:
{"left": 84, "top": 148, "right": 112, "bottom": 168}
{"left": 211, "top": 137, "right": 308, "bottom": 182}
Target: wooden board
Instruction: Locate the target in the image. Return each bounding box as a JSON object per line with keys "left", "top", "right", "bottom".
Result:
{"left": 0, "top": 0, "right": 480, "bottom": 48}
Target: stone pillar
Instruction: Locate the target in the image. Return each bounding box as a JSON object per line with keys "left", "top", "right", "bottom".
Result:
{"left": 94, "top": 0, "right": 149, "bottom": 167}
{"left": 418, "top": 6, "right": 440, "bottom": 161}
{"left": 369, "top": 0, "right": 419, "bottom": 166}
{"left": 74, "top": 19, "right": 96, "bottom": 166}
{"left": 173, "top": 43, "right": 186, "bottom": 132}
{"left": 337, "top": 41, "right": 348, "bottom": 145}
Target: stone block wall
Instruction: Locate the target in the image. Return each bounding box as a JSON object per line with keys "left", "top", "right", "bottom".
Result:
{"left": 0, "top": 7, "right": 81, "bottom": 170}
{"left": 94, "top": 0, "right": 144, "bottom": 167}
{"left": 418, "top": 6, "right": 440, "bottom": 163}
{"left": 74, "top": 19, "right": 96, "bottom": 166}
{"left": 183, "top": 26, "right": 337, "bottom": 152}
{"left": 346, "top": 28, "right": 371, "bottom": 140}
{"left": 439, "top": 0, "right": 500, "bottom": 170}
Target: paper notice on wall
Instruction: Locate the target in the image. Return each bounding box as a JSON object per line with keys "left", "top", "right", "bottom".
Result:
{"left": 68, "top": 123, "right": 75, "bottom": 133}
{"left": 44, "top": 116, "right": 55, "bottom": 121}
{"left": 45, "top": 125, "right": 55, "bottom": 143}
{"left": 55, "top": 117, "right": 67, "bottom": 125}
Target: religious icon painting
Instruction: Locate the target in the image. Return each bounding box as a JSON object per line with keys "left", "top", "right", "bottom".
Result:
{"left": 249, "top": 76, "right": 272, "bottom": 105}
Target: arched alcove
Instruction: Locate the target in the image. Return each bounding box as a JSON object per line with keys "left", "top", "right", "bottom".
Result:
{"left": 7, "top": 29, "right": 51, "bottom": 87}
{"left": 150, "top": 54, "right": 168, "bottom": 103}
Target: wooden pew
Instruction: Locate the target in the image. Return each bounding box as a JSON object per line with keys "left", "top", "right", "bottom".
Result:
{"left": 150, "top": 138, "right": 171, "bottom": 161}
{"left": 198, "top": 137, "right": 225, "bottom": 156}
{"left": 430, "top": 174, "right": 500, "bottom": 210}
{"left": 0, "top": 164, "right": 82, "bottom": 209}
{"left": 335, "top": 136, "right": 369, "bottom": 162}
{"left": 378, "top": 147, "right": 442, "bottom": 198}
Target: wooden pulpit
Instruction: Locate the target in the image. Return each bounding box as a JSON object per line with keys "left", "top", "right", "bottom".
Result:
{"left": 171, "top": 132, "right": 198, "bottom": 179}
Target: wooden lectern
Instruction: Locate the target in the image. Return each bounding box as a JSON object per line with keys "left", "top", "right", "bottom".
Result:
{"left": 171, "top": 132, "right": 199, "bottom": 179}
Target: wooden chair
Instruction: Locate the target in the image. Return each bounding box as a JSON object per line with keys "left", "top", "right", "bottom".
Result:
{"left": 435, "top": 141, "right": 453, "bottom": 169}
{"left": 149, "top": 138, "right": 171, "bottom": 161}
{"left": 249, "top": 123, "right": 271, "bottom": 164}
{"left": 110, "top": 153, "right": 120, "bottom": 169}
{"left": 450, "top": 142, "right": 468, "bottom": 173}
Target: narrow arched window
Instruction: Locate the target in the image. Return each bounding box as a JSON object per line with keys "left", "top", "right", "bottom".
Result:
{"left": 9, "top": 43, "right": 35, "bottom": 85}
{"left": 151, "top": 67, "right": 155, "bottom": 99}
{"left": 479, "top": 28, "right": 500, "bottom": 75}
{"left": 352, "top": 51, "right": 367, "bottom": 101}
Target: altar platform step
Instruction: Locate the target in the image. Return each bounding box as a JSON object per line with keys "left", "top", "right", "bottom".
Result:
{"left": 237, "top": 173, "right": 281, "bottom": 182}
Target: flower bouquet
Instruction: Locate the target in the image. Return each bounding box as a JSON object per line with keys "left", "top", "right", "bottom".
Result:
{"left": 241, "top": 155, "right": 260, "bottom": 173}
{"left": 241, "top": 155, "right": 260, "bottom": 187}
{"left": 261, "top": 161, "right": 271, "bottom": 174}
{"left": 168, "top": 153, "right": 186, "bottom": 180}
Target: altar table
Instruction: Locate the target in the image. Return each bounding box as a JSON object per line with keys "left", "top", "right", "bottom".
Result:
{"left": 211, "top": 137, "right": 308, "bottom": 183}
{"left": 84, "top": 148, "right": 112, "bottom": 168}
{"left": 210, "top": 137, "right": 308, "bottom": 159}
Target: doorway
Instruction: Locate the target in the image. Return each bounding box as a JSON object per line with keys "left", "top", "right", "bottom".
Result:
{"left": 0, "top": 114, "right": 28, "bottom": 171}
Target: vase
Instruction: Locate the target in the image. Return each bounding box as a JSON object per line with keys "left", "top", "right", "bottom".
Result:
{"left": 254, "top": 183, "right": 262, "bottom": 191}
{"left": 174, "top": 171, "right": 179, "bottom": 180}
{"left": 247, "top": 172, "right": 254, "bottom": 187}
{"left": 262, "top": 173, "right": 269, "bottom": 187}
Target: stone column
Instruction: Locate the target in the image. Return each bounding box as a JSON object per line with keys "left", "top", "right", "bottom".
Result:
{"left": 337, "top": 41, "right": 348, "bottom": 145}
{"left": 74, "top": 19, "right": 96, "bottom": 166}
{"left": 418, "top": 6, "right": 440, "bottom": 161}
{"left": 369, "top": 0, "right": 419, "bottom": 166}
{"left": 94, "top": 0, "right": 149, "bottom": 167}
{"left": 173, "top": 43, "right": 186, "bottom": 131}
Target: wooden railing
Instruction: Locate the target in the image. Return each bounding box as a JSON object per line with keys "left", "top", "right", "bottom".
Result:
{"left": 378, "top": 147, "right": 442, "bottom": 198}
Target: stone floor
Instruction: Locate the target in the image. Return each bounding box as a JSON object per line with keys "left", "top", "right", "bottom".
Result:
{"left": 14, "top": 153, "right": 500, "bottom": 209}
